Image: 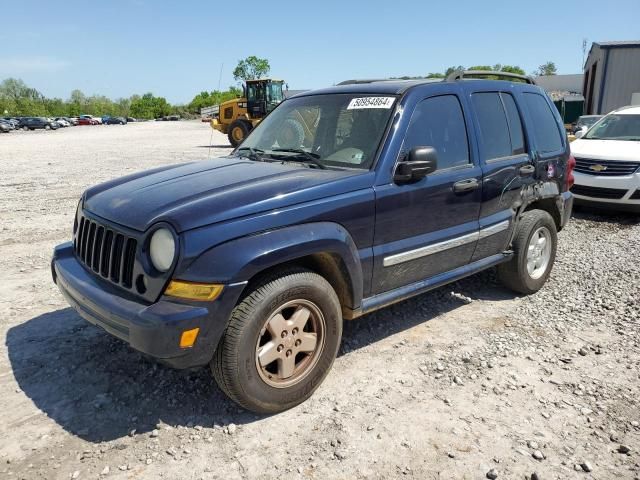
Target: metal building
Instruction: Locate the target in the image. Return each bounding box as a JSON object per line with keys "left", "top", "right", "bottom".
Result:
{"left": 583, "top": 40, "right": 640, "bottom": 115}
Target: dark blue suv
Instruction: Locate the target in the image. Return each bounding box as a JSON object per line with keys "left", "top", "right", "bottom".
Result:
{"left": 52, "top": 72, "right": 574, "bottom": 413}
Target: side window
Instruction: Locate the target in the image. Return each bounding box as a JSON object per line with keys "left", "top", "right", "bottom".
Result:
{"left": 402, "top": 95, "right": 469, "bottom": 170}
{"left": 472, "top": 93, "right": 512, "bottom": 160}
{"left": 523, "top": 93, "right": 563, "bottom": 153}
{"left": 501, "top": 93, "right": 525, "bottom": 155}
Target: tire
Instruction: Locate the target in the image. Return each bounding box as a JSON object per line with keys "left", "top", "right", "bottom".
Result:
{"left": 498, "top": 209, "right": 557, "bottom": 294}
{"left": 227, "top": 120, "right": 251, "bottom": 147}
{"left": 276, "top": 118, "right": 305, "bottom": 149}
{"left": 212, "top": 269, "right": 342, "bottom": 414}
{"left": 45, "top": 125, "right": 51, "bottom": 130}
{"left": 22, "top": 126, "right": 29, "bottom": 131}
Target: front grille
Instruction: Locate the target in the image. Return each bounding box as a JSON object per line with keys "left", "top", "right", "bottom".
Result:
{"left": 570, "top": 184, "right": 628, "bottom": 199}
{"left": 630, "top": 190, "right": 640, "bottom": 200}
{"left": 74, "top": 216, "right": 137, "bottom": 288}
{"left": 574, "top": 157, "right": 640, "bottom": 176}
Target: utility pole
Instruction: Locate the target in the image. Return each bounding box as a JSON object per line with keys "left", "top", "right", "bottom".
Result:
{"left": 582, "top": 39, "right": 588, "bottom": 71}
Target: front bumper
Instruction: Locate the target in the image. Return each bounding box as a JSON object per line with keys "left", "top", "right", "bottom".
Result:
{"left": 571, "top": 171, "right": 640, "bottom": 211}
{"left": 52, "top": 242, "right": 246, "bottom": 369}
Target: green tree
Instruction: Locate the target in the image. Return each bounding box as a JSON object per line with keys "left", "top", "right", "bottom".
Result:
{"left": 232, "top": 56, "right": 270, "bottom": 81}
{"left": 535, "top": 61, "right": 557, "bottom": 76}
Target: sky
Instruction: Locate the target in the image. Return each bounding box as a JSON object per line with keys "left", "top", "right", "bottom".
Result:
{"left": 1, "top": 0, "right": 639, "bottom": 104}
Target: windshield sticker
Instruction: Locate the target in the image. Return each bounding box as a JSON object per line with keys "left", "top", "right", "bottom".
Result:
{"left": 347, "top": 97, "right": 395, "bottom": 110}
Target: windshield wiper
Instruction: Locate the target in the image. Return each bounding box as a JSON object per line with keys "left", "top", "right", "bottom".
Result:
{"left": 235, "top": 146, "right": 267, "bottom": 162}
{"left": 269, "top": 148, "right": 327, "bottom": 169}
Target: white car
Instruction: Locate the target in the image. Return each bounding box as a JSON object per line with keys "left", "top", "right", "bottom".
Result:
{"left": 570, "top": 105, "right": 640, "bottom": 212}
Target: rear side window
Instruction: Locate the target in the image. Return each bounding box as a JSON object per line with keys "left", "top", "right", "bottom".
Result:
{"left": 523, "top": 93, "right": 563, "bottom": 153}
{"left": 472, "top": 92, "right": 526, "bottom": 160}
{"left": 402, "top": 95, "right": 469, "bottom": 170}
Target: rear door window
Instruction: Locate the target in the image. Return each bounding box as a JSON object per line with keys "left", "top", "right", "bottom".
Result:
{"left": 522, "top": 92, "right": 563, "bottom": 153}
{"left": 472, "top": 92, "right": 526, "bottom": 160}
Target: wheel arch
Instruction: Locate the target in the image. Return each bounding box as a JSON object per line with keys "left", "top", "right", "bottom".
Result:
{"left": 176, "top": 222, "right": 364, "bottom": 315}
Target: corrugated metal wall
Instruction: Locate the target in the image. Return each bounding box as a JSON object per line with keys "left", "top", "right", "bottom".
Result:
{"left": 600, "top": 48, "right": 640, "bottom": 114}
{"left": 583, "top": 45, "right": 604, "bottom": 115}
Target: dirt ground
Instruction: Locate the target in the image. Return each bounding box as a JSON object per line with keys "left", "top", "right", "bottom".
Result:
{"left": 0, "top": 121, "right": 638, "bottom": 480}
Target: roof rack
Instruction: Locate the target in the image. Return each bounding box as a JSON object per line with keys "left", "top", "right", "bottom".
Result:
{"left": 446, "top": 70, "right": 537, "bottom": 85}
{"left": 336, "top": 79, "right": 390, "bottom": 85}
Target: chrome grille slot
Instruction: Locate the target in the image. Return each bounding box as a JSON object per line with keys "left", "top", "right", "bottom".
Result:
{"left": 574, "top": 157, "right": 640, "bottom": 176}
{"left": 73, "top": 215, "right": 138, "bottom": 290}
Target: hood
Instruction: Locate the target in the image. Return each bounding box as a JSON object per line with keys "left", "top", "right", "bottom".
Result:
{"left": 83, "top": 156, "right": 371, "bottom": 232}
{"left": 571, "top": 138, "right": 640, "bottom": 161}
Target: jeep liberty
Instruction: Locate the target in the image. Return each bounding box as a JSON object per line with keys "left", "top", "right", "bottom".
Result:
{"left": 52, "top": 72, "right": 574, "bottom": 413}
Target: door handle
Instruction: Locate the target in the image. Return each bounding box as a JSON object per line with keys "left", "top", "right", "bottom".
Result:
{"left": 452, "top": 178, "right": 480, "bottom": 193}
{"left": 519, "top": 164, "right": 535, "bottom": 176}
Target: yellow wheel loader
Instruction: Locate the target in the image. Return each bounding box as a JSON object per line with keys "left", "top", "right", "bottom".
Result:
{"left": 210, "top": 78, "right": 285, "bottom": 147}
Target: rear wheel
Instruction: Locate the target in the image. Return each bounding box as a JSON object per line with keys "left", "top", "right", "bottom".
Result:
{"left": 227, "top": 120, "right": 251, "bottom": 147}
{"left": 45, "top": 125, "right": 51, "bottom": 130}
{"left": 22, "top": 126, "right": 28, "bottom": 131}
{"left": 211, "top": 269, "right": 342, "bottom": 413}
{"left": 498, "top": 210, "right": 557, "bottom": 294}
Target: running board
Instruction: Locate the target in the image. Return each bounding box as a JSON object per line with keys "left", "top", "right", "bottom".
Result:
{"left": 346, "top": 252, "right": 512, "bottom": 319}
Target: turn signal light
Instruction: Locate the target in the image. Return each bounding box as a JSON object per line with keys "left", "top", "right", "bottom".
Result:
{"left": 165, "top": 280, "right": 223, "bottom": 301}
{"left": 180, "top": 327, "right": 200, "bottom": 348}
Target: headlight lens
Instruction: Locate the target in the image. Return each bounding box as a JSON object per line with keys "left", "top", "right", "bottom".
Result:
{"left": 149, "top": 228, "right": 176, "bottom": 272}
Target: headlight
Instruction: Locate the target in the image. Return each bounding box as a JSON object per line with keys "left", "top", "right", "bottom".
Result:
{"left": 149, "top": 228, "right": 176, "bottom": 272}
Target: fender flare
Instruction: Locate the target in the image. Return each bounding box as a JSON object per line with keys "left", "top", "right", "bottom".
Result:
{"left": 176, "top": 222, "right": 364, "bottom": 309}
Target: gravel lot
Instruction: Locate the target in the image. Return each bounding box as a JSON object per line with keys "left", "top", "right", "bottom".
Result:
{"left": 1, "top": 121, "right": 639, "bottom": 479}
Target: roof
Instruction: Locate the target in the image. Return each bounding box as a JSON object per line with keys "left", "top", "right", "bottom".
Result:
{"left": 595, "top": 40, "right": 640, "bottom": 48}
{"left": 614, "top": 105, "right": 640, "bottom": 115}
{"left": 534, "top": 74, "right": 583, "bottom": 94}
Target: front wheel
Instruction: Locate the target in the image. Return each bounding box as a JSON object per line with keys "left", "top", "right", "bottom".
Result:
{"left": 498, "top": 209, "right": 557, "bottom": 294}
{"left": 211, "top": 269, "right": 342, "bottom": 413}
{"left": 227, "top": 120, "right": 251, "bottom": 147}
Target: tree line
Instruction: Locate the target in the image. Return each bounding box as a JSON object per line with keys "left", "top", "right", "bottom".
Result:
{"left": 0, "top": 78, "right": 242, "bottom": 119}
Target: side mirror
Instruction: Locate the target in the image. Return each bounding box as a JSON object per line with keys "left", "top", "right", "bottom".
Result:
{"left": 574, "top": 126, "right": 587, "bottom": 139}
{"left": 394, "top": 146, "right": 438, "bottom": 183}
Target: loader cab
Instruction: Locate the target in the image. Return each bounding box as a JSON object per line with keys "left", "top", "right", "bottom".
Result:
{"left": 246, "top": 79, "right": 285, "bottom": 118}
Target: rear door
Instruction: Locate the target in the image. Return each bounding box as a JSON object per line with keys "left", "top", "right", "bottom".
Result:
{"left": 371, "top": 88, "right": 482, "bottom": 294}
{"left": 466, "top": 86, "right": 537, "bottom": 261}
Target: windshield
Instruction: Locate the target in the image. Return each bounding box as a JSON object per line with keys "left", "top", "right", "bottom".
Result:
{"left": 238, "top": 94, "right": 397, "bottom": 169}
{"left": 584, "top": 114, "right": 640, "bottom": 140}
{"left": 578, "top": 116, "right": 601, "bottom": 127}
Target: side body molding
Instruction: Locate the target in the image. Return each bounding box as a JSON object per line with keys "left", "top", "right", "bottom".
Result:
{"left": 176, "top": 222, "right": 365, "bottom": 310}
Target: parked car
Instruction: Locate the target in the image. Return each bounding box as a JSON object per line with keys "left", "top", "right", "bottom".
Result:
{"left": 0, "top": 119, "right": 15, "bottom": 131}
{"left": 68, "top": 117, "right": 80, "bottom": 126}
{"left": 52, "top": 74, "right": 574, "bottom": 414}
{"left": 2, "top": 117, "right": 19, "bottom": 129}
{"left": 77, "top": 116, "right": 99, "bottom": 126}
{"left": 17, "top": 117, "right": 59, "bottom": 130}
{"left": 570, "top": 105, "right": 640, "bottom": 212}
{"left": 0, "top": 121, "right": 10, "bottom": 133}
{"left": 104, "top": 116, "right": 127, "bottom": 125}
{"left": 126, "top": 117, "right": 136, "bottom": 123}
{"left": 571, "top": 115, "right": 603, "bottom": 135}
{"left": 54, "top": 118, "right": 71, "bottom": 127}
{"left": 79, "top": 115, "right": 101, "bottom": 125}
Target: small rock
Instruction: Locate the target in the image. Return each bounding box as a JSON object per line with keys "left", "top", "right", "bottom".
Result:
{"left": 580, "top": 461, "right": 592, "bottom": 472}
{"left": 578, "top": 347, "right": 588, "bottom": 356}
{"left": 436, "top": 363, "right": 445, "bottom": 372}
{"left": 532, "top": 450, "right": 545, "bottom": 460}
{"left": 531, "top": 473, "right": 540, "bottom": 480}
{"left": 227, "top": 423, "right": 237, "bottom": 435}
{"left": 145, "top": 458, "right": 152, "bottom": 465}
{"left": 128, "top": 429, "right": 136, "bottom": 437}
{"left": 580, "top": 408, "right": 593, "bottom": 416}
{"left": 118, "top": 465, "right": 127, "bottom": 471}
{"left": 617, "top": 445, "right": 630, "bottom": 454}
{"left": 71, "top": 472, "right": 80, "bottom": 479}
{"left": 100, "top": 466, "right": 109, "bottom": 475}
{"left": 610, "top": 432, "right": 620, "bottom": 442}
{"left": 453, "top": 376, "right": 464, "bottom": 385}
{"left": 334, "top": 449, "right": 347, "bottom": 460}
{"left": 367, "top": 425, "right": 374, "bottom": 431}
{"left": 150, "top": 429, "right": 159, "bottom": 438}
{"left": 527, "top": 440, "right": 539, "bottom": 450}
{"left": 447, "top": 452, "right": 455, "bottom": 458}
{"left": 486, "top": 468, "right": 498, "bottom": 479}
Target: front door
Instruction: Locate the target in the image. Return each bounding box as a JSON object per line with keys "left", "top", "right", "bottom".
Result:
{"left": 371, "top": 92, "right": 482, "bottom": 294}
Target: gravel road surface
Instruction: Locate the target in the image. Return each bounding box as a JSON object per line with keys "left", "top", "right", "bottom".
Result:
{"left": 1, "top": 121, "right": 638, "bottom": 479}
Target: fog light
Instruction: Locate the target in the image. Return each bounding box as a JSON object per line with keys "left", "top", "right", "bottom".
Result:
{"left": 165, "top": 280, "right": 223, "bottom": 301}
{"left": 180, "top": 327, "right": 200, "bottom": 348}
